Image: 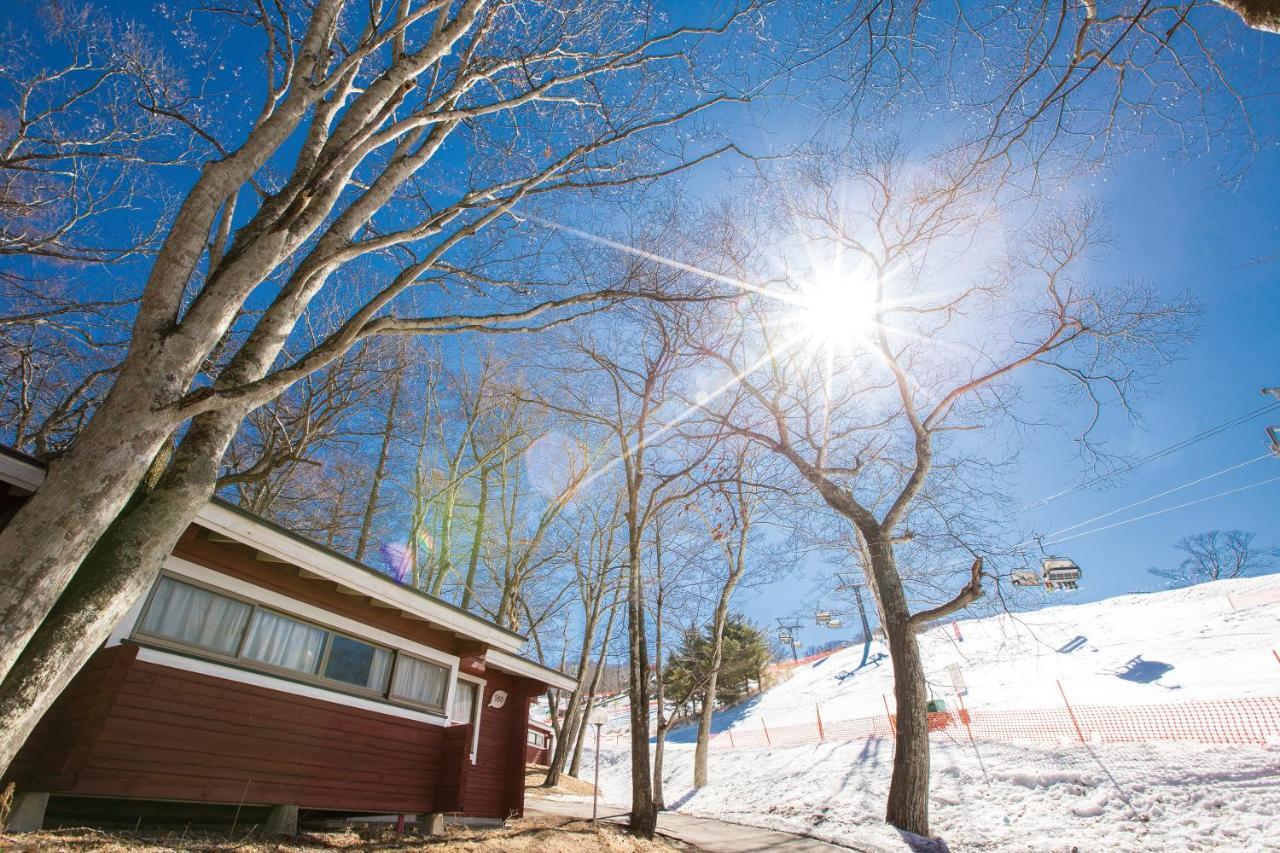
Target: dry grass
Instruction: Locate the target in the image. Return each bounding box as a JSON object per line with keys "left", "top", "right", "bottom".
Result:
{"left": 523, "top": 765, "right": 597, "bottom": 799}
{"left": 0, "top": 815, "right": 689, "bottom": 852}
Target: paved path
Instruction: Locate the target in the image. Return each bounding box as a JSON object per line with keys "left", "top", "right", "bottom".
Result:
{"left": 527, "top": 795, "right": 856, "bottom": 852}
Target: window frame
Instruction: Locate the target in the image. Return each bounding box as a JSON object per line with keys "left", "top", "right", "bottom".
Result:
{"left": 388, "top": 650, "right": 454, "bottom": 715}
{"left": 454, "top": 672, "right": 487, "bottom": 763}
{"left": 131, "top": 571, "right": 456, "bottom": 711}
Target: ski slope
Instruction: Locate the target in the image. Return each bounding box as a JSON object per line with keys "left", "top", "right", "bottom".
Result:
{"left": 574, "top": 575, "right": 1280, "bottom": 851}
{"left": 732, "top": 573, "right": 1280, "bottom": 730}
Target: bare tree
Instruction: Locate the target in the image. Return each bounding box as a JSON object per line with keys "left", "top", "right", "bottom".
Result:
{"left": 528, "top": 299, "right": 725, "bottom": 836}
{"left": 700, "top": 142, "right": 1193, "bottom": 835}
{"left": 542, "top": 491, "right": 625, "bottom": 788}
{"left": 0, "top": 0, "right": 769, "bottom": 779}
{"left": 689, "top": 444, "right": 768, "bottom": 790}
{"left": 1149, "top": 529, "right": 1278, "bottom": 586}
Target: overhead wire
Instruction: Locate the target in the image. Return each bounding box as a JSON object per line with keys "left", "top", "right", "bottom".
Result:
{"left": 1019, "top": 401, "right": 1280, "bottom": 513}
{"left": 1039, "top": 475, "right": 1280, "bottom": 548}
{"left": 1016, "top": 452, "right": 1274, "bottom": 548}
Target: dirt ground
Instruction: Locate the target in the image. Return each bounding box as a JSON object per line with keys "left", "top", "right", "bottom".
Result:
{"left": 0, "top": 814, "right": 690, "bottom": 852}
{"left": 523, "top": 764, "right": 598, "bottom": 798}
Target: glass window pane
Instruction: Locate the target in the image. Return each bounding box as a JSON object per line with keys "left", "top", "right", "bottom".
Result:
{"left": 242, "top": 609, "right": 326, "bottom": 675}
{"left": 139, "top": 576, "right": 250, "bottom": 655}
{"left": 324, "top": 634, "right": 391, "bottom": 692}
{"left": 452, "top": 681, "right": 478, "bottom": 724}
{"left": 391, "top": 655, "right": 449, "bottom": 710}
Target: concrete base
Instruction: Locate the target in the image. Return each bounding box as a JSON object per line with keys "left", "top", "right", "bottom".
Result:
{"left": 263, "top": 804, "right": 298, "bottom": 836}
{"left": 445, "top": 815, "right": 505, "bottom": 828}
{"left": 422, "top": 812, "right": 445, "bottom": 836}
{"left": 5, "top": 791, "right": 49, "bottom": 832}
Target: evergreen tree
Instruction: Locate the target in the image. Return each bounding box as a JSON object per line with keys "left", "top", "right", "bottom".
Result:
{"left": 663, "top": 614, "right": 769, "bottom": 714}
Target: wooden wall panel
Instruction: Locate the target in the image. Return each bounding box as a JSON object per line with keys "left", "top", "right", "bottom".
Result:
{"left": 66, "top": 657, "right": 446, "bottom": 814}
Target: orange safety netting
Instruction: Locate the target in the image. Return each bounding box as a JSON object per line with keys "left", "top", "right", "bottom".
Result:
{"left": 706, "top": 696, "right": 1280, "bottom": 750}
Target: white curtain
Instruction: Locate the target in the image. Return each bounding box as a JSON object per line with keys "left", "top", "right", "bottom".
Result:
{"left": 367, "top": 647, "right": 393, "bottom": 692}
{"left": 452, "top": 680, "right": 478, "bottom": 725}
{"left": 139, "top": 576, "right": 250, "bottom": 654}
{"left": 392, "top": 655, "right": 449, "bottom": 709}
{"left": 242, "top": 609, "right": 326, "bottom": 675}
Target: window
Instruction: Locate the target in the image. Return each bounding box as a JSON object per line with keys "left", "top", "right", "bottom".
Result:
{"left": 324, "top": 633, "right": 393, "bottom": 692}
{"left": 528, "top": 729, "right": 547, "bottom": 748}
{"left": 452, "top": 680, "right": 479, "bottom": 725}
{"left": 138, "top": 576, "right": 251, "bottom": 655}
{"left": 133, "top": 573, "right": 457, "bottom": 714}
{"left": 242, "top": 609, "right": 327, "bottom": 675}
{"left": 391, "top": 654, "right": 450, "bottom": 711}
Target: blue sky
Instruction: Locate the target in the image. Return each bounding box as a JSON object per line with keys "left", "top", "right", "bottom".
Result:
{"left": 6, "top": 1, "right": 1276, "bottom": 642}
{"left": 736, "top": 142, "right": 1280, "bottom": 635}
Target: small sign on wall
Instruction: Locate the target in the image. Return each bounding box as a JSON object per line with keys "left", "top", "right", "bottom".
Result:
{"left": 489, "top": 690, "right": 508, "bottom": 709}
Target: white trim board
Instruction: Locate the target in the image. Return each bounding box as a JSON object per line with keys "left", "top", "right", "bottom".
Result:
{"left": 195, "top": 502, "right": 523, "bottom": 653}
{"left": 134, "top": 647, "right": 451, "bottom": 727}
{"left": 486, "top": 648, "right": 576, "bottom": 691}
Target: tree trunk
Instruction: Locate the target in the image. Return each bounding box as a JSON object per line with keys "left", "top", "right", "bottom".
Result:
{"left": 570, "top": 596, "right": 618, "bottom": 778}
{"left": 0, "top": 406, "right": 241, "bottom": 776}
{"left": 0, "top": 365, "right": 181, "bottom": 684}
{"left": 355, "top": 362, "right": 404, "bottom": 561}
{"left": 459, "top": 465, "right": 489, "bottom": 610}
{"left": 652, "top": 720, "right": 667, "bottom": 810}
{"left": 694, "top": 577, "right": 739, "bottom": 788}
{"left": 863, "top": 526, "right": 931, "bottom": 837}
{"left": 625, "top": 522, "right": 655, "bottom": 837}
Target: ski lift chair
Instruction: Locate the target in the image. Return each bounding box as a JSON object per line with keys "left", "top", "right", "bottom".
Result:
{"left": 1011, "top": 570, "right": 1041, "bottom": 587}
{"left": 1041, "top": 557, "right": 1081, "bottom": 591}
{"left": 815, "top": 610, "right": 831, "bottom": 624}
{"left": 826, "top": 618, "right": 843, "bottom": 628}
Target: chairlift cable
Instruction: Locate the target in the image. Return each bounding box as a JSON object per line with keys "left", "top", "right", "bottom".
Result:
{"left": 1039, "top": 474, "right": 1280, "bottom": 548}
{"left": 1019, "top": 401, "right": 1280, "bottom": 512}
{"left": 1016, "top": 452, "right": 1273, "bottom": 548}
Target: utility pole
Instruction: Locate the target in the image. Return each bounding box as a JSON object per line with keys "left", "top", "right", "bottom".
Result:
{"left": 775, "top": 618, "right": 803, "bottom": 663}
{"left": 835, "top": 573, "right": 873, "bottom": 669}
{"left": 1264, "top": 388, "right": 1280, "bottom": 457}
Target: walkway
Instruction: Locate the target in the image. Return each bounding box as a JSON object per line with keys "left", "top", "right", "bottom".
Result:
{"left": 527, "top": 794, "right": 857, "bottom": 852}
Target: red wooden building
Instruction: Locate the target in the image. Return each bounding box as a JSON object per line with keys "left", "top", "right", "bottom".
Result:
{"left": 525, "top": 720, "right": 555, "bottom": 765}
{"left": 0, "top": 448, "right": 573, "bottom": 833}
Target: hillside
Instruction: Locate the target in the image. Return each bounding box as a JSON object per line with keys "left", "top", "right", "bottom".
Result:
{"left": 572, "top": 575, "right": 1280, "bottom": 851}
{"left": 721, "top": 573, "right": 1280, "bottom": 732}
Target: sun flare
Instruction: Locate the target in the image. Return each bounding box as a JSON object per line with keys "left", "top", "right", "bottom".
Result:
{"left": 794, "top": 267, "right": 879, "bottom": 352}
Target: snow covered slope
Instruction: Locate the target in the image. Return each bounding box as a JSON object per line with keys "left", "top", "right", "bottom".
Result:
{"left": 578, "top": 575, "right": 1280, "bottom": 851}
{"left": 727, "top": 574, "right": 1280, "bottom": 730}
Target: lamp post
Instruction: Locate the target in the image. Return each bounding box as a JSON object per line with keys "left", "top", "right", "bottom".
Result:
{"left": 587, "top": 706, "right": 609, "bottom": 824}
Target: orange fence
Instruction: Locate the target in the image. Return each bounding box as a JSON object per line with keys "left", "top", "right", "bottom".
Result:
{"left": 706, "top": 696, "right": 1280, "bottom": 750}
{"left": 1228, "top": 585, "right": 1280, "bottom": 611}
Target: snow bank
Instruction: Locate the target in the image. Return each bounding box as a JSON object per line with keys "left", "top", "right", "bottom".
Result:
{"left": 590, "top": 737, "right": 1280, "bottom": 851}
{"left": 581, "top": 575, "right": 1280, "bottom": 850}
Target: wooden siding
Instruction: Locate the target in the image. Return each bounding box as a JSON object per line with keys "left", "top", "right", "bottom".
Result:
{"left": 5, "top": 644, "right": 538, "bottom": 820}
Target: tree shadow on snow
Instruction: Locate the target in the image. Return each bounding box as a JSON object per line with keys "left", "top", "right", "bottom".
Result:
{"left": 660, "top": 694, "right": 767, "bottom": 744}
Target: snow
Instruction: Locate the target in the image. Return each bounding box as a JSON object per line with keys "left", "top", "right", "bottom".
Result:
{"left": 733, "top": 574, "right": 1280, "bottom": 730}
{"left": 580, "top": 576, "right": 1280, "bottom": 850}
{"left": 591, "top": 738, "right": 1280, "bottom": 851}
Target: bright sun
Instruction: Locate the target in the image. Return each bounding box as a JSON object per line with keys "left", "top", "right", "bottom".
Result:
{"left": 793, "top": 269, "right": 878, "bottom": 352}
